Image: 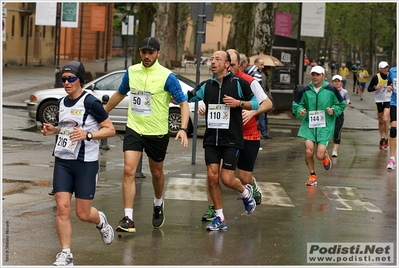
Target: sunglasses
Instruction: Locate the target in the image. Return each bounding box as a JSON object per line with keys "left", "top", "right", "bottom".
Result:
{"left": 61, "top": 76, "right": 78, "bottom": 83}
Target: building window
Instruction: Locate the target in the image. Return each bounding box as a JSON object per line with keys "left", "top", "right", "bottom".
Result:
{"left": 43, "top": 26, "right": 46, "bottom": 39}
{"left": 29, "top": 17, "right": 33, "bottom": 37}
{"left": 20, "top": 16, "right": 25, "bottom": 37}
{"left": 51, "top": 26, "right": 55, "bottom": 39}
{"left": 11, "top": 15, "right": 15, "bottom": 37}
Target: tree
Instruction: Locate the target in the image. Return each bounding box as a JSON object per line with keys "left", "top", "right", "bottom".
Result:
{"left": 156, "top": 3, "right": 178, "bottom": 68}
{"left": 135, "top": 3, "right": 157, "bottom": 64}
{"left": 226, "top": 3, "right": 255, "bottom": 56}
{"left": 252, "top": 3, "right": 277, "bottom": 55}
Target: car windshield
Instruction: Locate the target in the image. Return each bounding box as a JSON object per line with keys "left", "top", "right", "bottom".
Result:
{"left": 86, "top": 72, "right": 124, "bottom": 91}
{"left": 175, "top": 74, "right": 196, "bottom": 88}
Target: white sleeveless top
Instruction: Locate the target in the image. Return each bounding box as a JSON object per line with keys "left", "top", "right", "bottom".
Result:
{"left": 54, "top": 93, "right": 100, "bottom": 162}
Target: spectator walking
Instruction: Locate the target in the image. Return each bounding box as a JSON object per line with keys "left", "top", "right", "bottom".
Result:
{"left": 104, "top": 37, "right": 190, "bottom": 233}
{"left": 386, "top": 66, "right": 397, "bottom": 170}
{"left": 337, "top": 63, "right": 350, "bottom": 88}
{"left": 41, "top": 61, "right": 116, "bottom": 266}
{"left": 292, "top": 66, "right": 346, "bottom": 186}
{"left": 331, "top": 75, "right": 351, "bottom": 157}
{"left": 187, "top": 50, "right": 258, "bottom": 231}
{"left": 367, "top": 61, "right": 392, "bottom": 149}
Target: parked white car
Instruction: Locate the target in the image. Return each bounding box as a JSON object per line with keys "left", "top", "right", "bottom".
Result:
{"left": 27, "top": 70, "right": 205, "bottom": 136}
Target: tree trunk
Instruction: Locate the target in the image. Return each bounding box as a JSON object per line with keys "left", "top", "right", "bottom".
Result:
{"left": 226, "top": 3, "right": 255, "bottom": 56}
{"left": 252, "top": 3, "right": 277, "bottom": 55}
{"left": 136, "top": 3, "right": 156, "bottom": 64}
{"left": 177, "top": 3, "right": 191, "bottom": 61}
{"left": 156, "top": 3, "right": 178, "bottom": 68}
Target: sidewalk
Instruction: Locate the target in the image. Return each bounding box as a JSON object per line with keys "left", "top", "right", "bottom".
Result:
{"left": 2, "top": 57, "right": 379, "bottom": 131}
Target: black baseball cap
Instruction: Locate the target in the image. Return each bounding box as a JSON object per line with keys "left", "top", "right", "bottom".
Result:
{"left": 139, "top": 37, "right": 160, "bottom": 51}
{"left": 62, "top": 61, "right": 85, "bottom": 84}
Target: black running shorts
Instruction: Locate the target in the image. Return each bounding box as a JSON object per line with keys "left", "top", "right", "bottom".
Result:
{"left": 123, "top": 126, "right": 169, "bottom": 162}
{"left": 204, "top": 145, "right": 240, "bottom": 170}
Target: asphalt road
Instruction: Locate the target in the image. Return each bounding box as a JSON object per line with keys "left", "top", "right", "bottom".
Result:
{"left": 1, "top": 59, "right": 396, "bottom": 266}
{"left": 2, "top": 106, "right": 396, "bottom": 266}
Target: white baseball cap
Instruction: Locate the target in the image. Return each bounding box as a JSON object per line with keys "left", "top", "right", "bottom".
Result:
{"left": 378, "top": 61, "right": 389, "bottom": 69}
{"left": 332, "top": 75, "right": 343, "bottom": 81}
{"left": 310, "top": 65, "right": 325, "bottom": 74}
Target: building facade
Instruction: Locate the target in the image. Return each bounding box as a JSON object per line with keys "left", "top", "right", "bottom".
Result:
{"left": 2, "top": 2, "right": 114, "bottom": 67}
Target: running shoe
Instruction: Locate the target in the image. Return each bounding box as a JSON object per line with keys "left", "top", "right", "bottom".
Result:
{"left": 201, "top": 205, "right": 216, "bottom": 221}
{"left": 379, "top": 139, "right": 384, "bottom": 149}
{"left": 252, "top": 177, "right": 263, "bottom": 205}
{"left": 53, "top": 251, "right": 73, "bottom": 266}
{"left": 332, "top": 149, "right": 338, "bottom": 157}
{"left": 206, "top": 216, "right": 227, "bottom": 231}
{"left": 305, "top": 174, "right": 317, "bottom": 186}
{"left": 384, "top": 138, "right": 389, "bottom": 149}
{"left": 387, "top": 159, "right": 396, "bottom": 170}
{"left": 97, "top": 211, "right": 114, "bottom": 245}
{"left": 238, "top": 184, "right": 256, "bottom": 214}
{"left": 116, "top": 216, "right": 136, "bottom": 233}
{"left": 322, "top": 151, "right": 332, "bottom": 170}
{"left": 152, "top": 201, "right": 165, "bottom": 228}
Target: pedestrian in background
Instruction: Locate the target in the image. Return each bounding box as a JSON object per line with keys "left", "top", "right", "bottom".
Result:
{"left": 386, "top": 66, "right": 397, "bottom": 170}
{"left": 292, "top": 66, "right": 346, "bottom": 186}
{"left": 187, "top": 50, "right": 258, "bottom": 231}
{"left": 337, "top": 63, "right": 350, "bottom": 88}
{"left": 239, "top": 53, "right": 249, "bottom": 71}
{"left": 330, "top": 59, "right": 336, "bottom": 75}
{"left": 104, "top": 37, "right": 190, "bottom": 233}
{"left": 42, "top": 61, "right": 116, "bottom": 266}
{"left": 304, "top": 56, "right": 310, "bottom": 75}
{"left": 367, "top": 61, "right": 392, "bottom": 149}
{"left": 357, "top": 65, "right": 369, "bottom": 100}
{"left": 351, "top": 60, "right": 361, "bottom": 93}
{"left": 331, "top": 75, "right": 351, "bottom": 157}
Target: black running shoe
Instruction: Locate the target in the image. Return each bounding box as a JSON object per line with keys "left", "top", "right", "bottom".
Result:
{"left": 152, "top": 201, "right": 165, "bottom": 228}
{"left": 115, "top": 216, "right": 136, "bottom": 233}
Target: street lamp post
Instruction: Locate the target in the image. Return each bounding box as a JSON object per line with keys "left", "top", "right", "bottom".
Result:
{"left": 131, "top": 5, "right": 138, "bottom": 66}
{"left": 124, "top": 3, "right": 131, "bottom": 69}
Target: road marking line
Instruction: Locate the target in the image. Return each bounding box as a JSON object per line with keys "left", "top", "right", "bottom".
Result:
{"left": 322, "top": 186, "right": 382, "bottom": 213}
{"left": 164, "top": 178, "right": 208, "bottom": 201}
{"left": 163, "top": 178, "right": 295, "bottom": 207}
{"left": 258, "top": 182, "right": 295, "bottom": 207}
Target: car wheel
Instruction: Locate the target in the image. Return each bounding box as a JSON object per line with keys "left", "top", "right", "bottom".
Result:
{"left": 168, "top": 108, "right": 181, "bottom": 137}
{"left": 38, "top": 100, "right": 59, "bottom": 124}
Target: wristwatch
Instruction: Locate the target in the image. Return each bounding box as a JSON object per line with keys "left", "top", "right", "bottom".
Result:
{"left": 180, "top": 127, "right": 188, "bottom": 134}
{"left": 86, "top": 132, "right": 93, "bottom": 141}
{"left": 240, "top": 101, "right": 245, "bottom": 107}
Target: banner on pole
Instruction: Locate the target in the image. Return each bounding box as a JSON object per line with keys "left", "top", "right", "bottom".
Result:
{"left": 274, "top": 12, "right": 292, "bottom": 37}
{"left": 301, "top": 3, "right": 325, "bottom": 37}
{"left": 90, "top": 6, "right": 106, "bottom": 31}
{"left": 35, "top": 2, "right": 57, "bottom": 26}
{"left": 61, "top": 2, "right": 79, "bottom": 28}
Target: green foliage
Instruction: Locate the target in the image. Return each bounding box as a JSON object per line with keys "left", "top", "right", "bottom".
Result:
{"left": 276, "top": 2, "right": 396, "bottom": 65}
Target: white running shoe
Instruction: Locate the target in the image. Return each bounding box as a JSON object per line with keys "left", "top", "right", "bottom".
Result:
{"left": 97, "top": 211, "right": 114, "bottom": 245}
{"left": 387, "top": 159, "right": 396, "bottom": 170}
{"left": 53, "top": 251, "right": 73, "bottom": 266}
{"left": 332, "top": 149, "right": 338, "bottom": 157}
